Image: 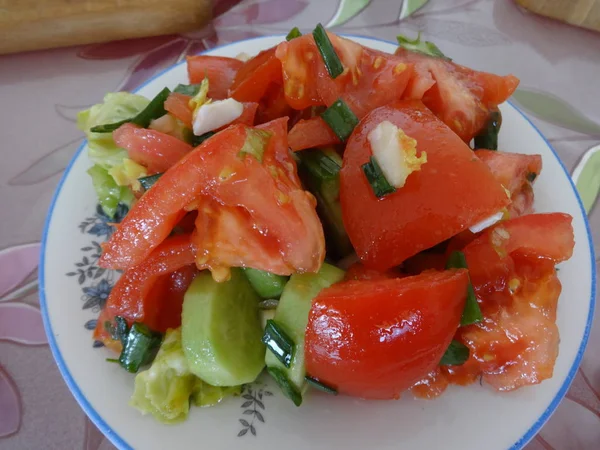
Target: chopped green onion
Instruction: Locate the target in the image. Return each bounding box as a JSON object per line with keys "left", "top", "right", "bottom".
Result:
{"left": 191, "top": 130, "right": 216, "bottom": 147}
{"left": 267, "top": 366, "right": 302, "bottom": 406}
{"left": 90, "top": 87, "right": 171, "bottom": 133}
{"left": 286, "top": 27, "right": 302, "bottom": 41}
{"left": 173, "top": 83, "right": 202, "bottom": 96}
{"left": 440, "top": 340, "right": 470, "bottom": 366}
{"left": 305, "top": 376, "right": 338, "bottom": 395}
{"left": 239, "top": 129, "right": 272, "bottom": 163}
{"left": 262, "top": 319, "right": 295, "bottom": 368}
{"left": 138, "top": 173, "right": 163, "bottom": 191}
{"left": 119, "top": 323, "right": 162, "bottom": 373}
{"left": 397, "top": 32, "right": 450, "bottom": 60}
{"left": 362, "top": 156, "right": 396, "bottom": 198}
{"left": 298, "top": 148, "right": 341, "bottom": 181}
{"left": 321, "top": 99, "right": 359, "bottom": 141}
{"left": 526, "top": 172, "right": 537, "bottom": 183}
{"left": 312, "top": 23, "right": 344, "bottom": 78}
{"left": 258, "top": 299, "right": 280, "bottom": 310}
{"left": 105, "top": 358, "right": 120, "bottom": 363}
{"left": 474, "top": 110, "right": 502, "bottom": 150}
{"left": 446, "top": 251, "right": 483, "bottom": 326}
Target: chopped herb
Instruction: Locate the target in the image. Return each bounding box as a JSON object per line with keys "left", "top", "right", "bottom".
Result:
{"left": 238, "top": 129, "right": 272, "bottom": 162}
{"left": 106, "top": 358, "right": 120, "bottom": 363}
{"left": 262, "top": 319, "right": 295, "bottom": 368}
{"left": 313, "top": 23, "right": 344, "bottom": 78}
{"left": 526, "top": 172, "right": 537, "bottom": 183}
{"left": 298, "top": 148, "right": 341, "bottom": 182}
{"left": 90, "top": 88, "right": 171, "bottom": 133}
{"left": 267, "top": 366, "right": 302, "bottom": 406}
{"left": 362, "top": 156, "right": 396, "bottom": 198}
{"left": 305, "top": 376, "right": 338, "bottom": 395}
{"left": 173, "top": 83, "right": 202, "bottom": 96}
{"left": 286, "top": 27, "right": 302, "bottom": 41}
{"left": 474, "top": 110, "right": 502, "bottom": 150}
{"left": 119, "top": 323, "right": 163, "bottom": 373}
{"left": 445, "top": 251, "right": 483, "bottom": 326}
{"left": 321, "top": 99, "right": 359, "bottom": 141}
{"left": 397, "top": 32, "right": 450, "bottom": 60}
{"left": 138, "top": 173, "right": 163, "bottom": 191}
{"left": 191, "top": 130, "right": 216, "bottom": 147}
{"left": 440, "top": 340, "right": 470, "bottom": 366}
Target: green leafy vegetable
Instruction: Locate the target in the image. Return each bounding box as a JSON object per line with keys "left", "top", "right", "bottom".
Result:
{"left": 267, "top": 366, "right": 302, "bottom": 406}
{"left": 138, "top": 173, "right": 163, "bottom": 191}
{"left": 243, "top": 268, "right": 288, "bottom": 298}
{"left": 119, "top": 323, "right": 163, "bottom": 373}
{"left": 239, "top": 129, "right": 272, "bottom": 162}
{"left": 321, "top": 99, "right": 359, "bottom": 141}
{"left": 90, "top": 87, "right": 171, "bottom": 133}
{"left": 362, "top": 156, "right": 396, "bottom": 198}
{"left": 397, "top": 32, "right": 450, "bottom": 60}
{"left": 191, "top": 379, "right": 241, "bottom": 407}
{"left": 191, "top": 130, "right": 216, "bottom": 147}
{"left": 445, "top": 251, "right": 483, "bottom": 326}
{"left": 173, "top": 83, "right": 202, "bottom": 96}
{"left": 313, "top": 23, "right": 344, "bottom": 78}
{"left": 130, "top": 329, "right": 194, "bottom": 423}
{"left": 305, "top": 376, "right": 338, "bottom": 395}
{"left": 262, "top": 320, "right": 295, "bottom": 368}
{"left": 286, "top": 27, "right": 302, "bottom": 41}
{"left": 87, "top": 165, "right": 133, "bottom": 218}
{"left": 474, "top": 110, "right": 502, "bottom": 150}
{"left": 440, "top": 340, "right": 470, "bottom": 366}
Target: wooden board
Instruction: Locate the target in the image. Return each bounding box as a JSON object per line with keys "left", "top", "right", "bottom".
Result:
{"left": 516, "top": 0, "right": 600, "bottom": 32}
{"left": 0, "top": 0, "right": 212, "bottom": 54}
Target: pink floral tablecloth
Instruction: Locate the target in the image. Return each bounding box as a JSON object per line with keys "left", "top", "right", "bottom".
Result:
{"left": 0, "top": 1, "right": 598, "bottom": 449}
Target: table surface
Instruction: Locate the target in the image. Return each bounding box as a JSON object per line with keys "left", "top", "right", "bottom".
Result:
{"left": 1, "top": 1, "right": 599, "bottom": 449}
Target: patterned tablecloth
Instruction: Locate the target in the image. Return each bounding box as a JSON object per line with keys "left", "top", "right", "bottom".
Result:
{"left": 0, "top": 1, "right": 598, "bottom": 449}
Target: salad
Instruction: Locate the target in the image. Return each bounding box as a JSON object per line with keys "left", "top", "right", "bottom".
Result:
{"left": 77, "top": 26, "right": 575, "bottom": 423}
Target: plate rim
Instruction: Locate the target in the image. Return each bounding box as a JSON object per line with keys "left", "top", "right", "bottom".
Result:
{"left": 38, "top": 34, "right": 597, "bottom": 450}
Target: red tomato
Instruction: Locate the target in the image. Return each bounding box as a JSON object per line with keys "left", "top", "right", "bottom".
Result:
{"left": 476, "top": 150, "right": 542, "bottom": 218}
{"left": 458, "top": 213, "right": 574, "bottom": 391}
{"left": 288, "top": 117, "right": 341, "bottom": 151}
{"left": 395, "top": 49, "right": 519, "bottom": 141}
{"left": 276, "top": 34, "right": 413, "bottom": 116}
{"left": 235, "top": 102, "right": 259, "bottom": 126}
{"left": 229, "top": 47, "right": 283, "bottom": 103}
{"left": 256, "top": 82, "right": 294, "bottom": 124}
{"left": 340, "top": 101, "right": 510, "bottom": 270}
{"left": 113, "top": 123, "right": 193, "bottom": 173}
{"left": 187, "top": 55, "right": 243, "bottom": 100}
{"left": 164, "top": 93, "right": 193, "bottom": 128}
{"left": 99, "top": 118, "right": 325, "bottom": 275}
{"left": 402, "top": 251, "right": 447, "bottom": 275}
{"left": 94, "top": 234, "right": 196, "bottom": 350}
{"left": 344, "top": 262, "right": 403, "bottom": 281}
{"left": 305, "top": 269, "right": 469, "bottom": 399}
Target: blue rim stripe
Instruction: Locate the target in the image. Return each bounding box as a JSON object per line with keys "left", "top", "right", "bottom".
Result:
{"left": 38, "top": 34, "right": 596, "bottom": 450}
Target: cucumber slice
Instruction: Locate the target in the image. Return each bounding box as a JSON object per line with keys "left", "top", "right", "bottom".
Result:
{"left": 265, "top": 263, "right": 344, "bottom": 397}
{"left": 243, "top": 268, "right": 288, "bottom": 298}
{"left": 182, "top": 269, "right": 265, "bottom": 386}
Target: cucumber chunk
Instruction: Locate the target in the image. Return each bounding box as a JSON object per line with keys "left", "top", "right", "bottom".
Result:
{"left": 243, "top": 268, "right": 288, "bottom": 298}
{"left": 265, "top": 263, "right": 344, "bottom": 397}
{"left": 182, "top": 269, "right": 265, "bottom": 386}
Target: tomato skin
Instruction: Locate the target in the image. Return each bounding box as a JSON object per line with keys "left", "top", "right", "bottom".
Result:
{"left": 288, "top": 117, "right": 341, "bottom": 151}
{"left": 305, "top": 269, "right": 469, "bottom": 399}
{"left": 229, "top": 47, "right": 283, "bottom": 103}
{"left": 187, "top": 55, "right": 243, "bottom": 100}
{"left": 340, "top": 101, "right": 509, "bottom": 270}
{"left": 395, "top": 49, "right": 519, "bottom": 141}
{"left": 94, "top": 234, "right": 196, "bottom": 350}
{"left": 150, "top": 264, "right": 197, "bottom": 332}
{"left": 476, "top": 150, "right": 542, "bottom": 217}
{"left": 235, "top": 102, "right": 259, "bottom": 126}
{"left": 164, "top": 93, "right": 193, "bottom": 127}
{"left": 113, "top": 123, "right": 193, "bottom": 173}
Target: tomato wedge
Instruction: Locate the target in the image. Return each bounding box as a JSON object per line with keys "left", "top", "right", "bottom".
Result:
{"left": 93, "top": 234, "right": 196, "bottom": 350}
{"left": 164, "top": 92, "right": 193, "bottom": 127}
{"left": 288, "top": 117, "right": 341, "bottom": 151}
{"left": 229, "top": 47, "right": 283, "bottom": 103}
{"left": 340, "top": 101, "right": 510, "bottom": 270}
{"left": 305, "top": 269, "right": 469, "bottom": 399}
{"left": 476, "top": 150, "right": 542, "bottom": 217}
{"left": 186, "top": 55, "right": 243, "bottom": 100}
{"left": 113, "top": 123, "right": 193, "bottom": 173}
{"left": 395, "top": 49, "right": 519, "bottom": 141}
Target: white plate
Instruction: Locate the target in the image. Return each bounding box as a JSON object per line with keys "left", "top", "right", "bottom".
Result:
{"left": 39, "top": 35, "right": 596, "bottom": 450}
